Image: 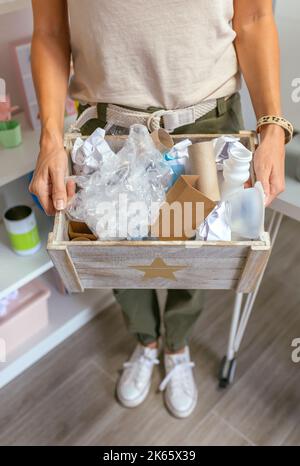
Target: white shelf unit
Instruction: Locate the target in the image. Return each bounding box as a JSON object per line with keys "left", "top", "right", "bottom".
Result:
{"left": 0, "top": 271, "right": 114, "bottom": 388}
{"left": 0, "top": 105, "right": 107, "bottom": 389}
{"left": 0, "top": 114, "right": 40, "bottom": 188}
{"left": 0, "top": 206, "right": 53, "bottom": 300}
{"left": 0, "top": 113, "right": 76, "bottom": 188}
{"left": 0, "top": 0, "right": 30, "bottom": 15}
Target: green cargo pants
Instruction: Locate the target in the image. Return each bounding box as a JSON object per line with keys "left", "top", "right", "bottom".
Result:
{"left": 79, "top": 93, "right": 244, "bottom": 352}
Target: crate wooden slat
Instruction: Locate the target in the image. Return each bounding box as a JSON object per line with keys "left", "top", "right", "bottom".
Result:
{"left": 47, "top": 132, "right": 271, "bottom": 293}
{"left": 236, "top": 246, "right": 271, "bottom": 293}
{"left": 80, "top": 277, "right": 238, "bottom": 290}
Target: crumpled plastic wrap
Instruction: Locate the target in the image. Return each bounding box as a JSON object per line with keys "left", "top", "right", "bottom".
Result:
{"left": 164, "top": 139, "right": 191, "bottom": 186}
{"left": 197, "top": 202, "right": 231, "bottom": 242}
{"left": 213, "top": 136, "right": 240, "bottom": 170}
{"left": 67, "top": 124, "right": 174, "bottom": 240}
{"left": 71, "top": 128, "right": 117, "bottom": 175}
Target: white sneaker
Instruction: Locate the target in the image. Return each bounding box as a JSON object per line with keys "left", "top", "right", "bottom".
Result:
{"left": 160, "top": 346, "right": 198, "bottom": 418}
{"left": 117, "top": 344, "right": 159, "bottom": 408}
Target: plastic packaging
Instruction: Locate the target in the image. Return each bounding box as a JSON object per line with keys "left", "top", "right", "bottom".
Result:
{"left": 225, "top": 182, "right": 265, "bottom": 240}
{"left": 221, "top": 140, "right": 253, "bottom": 200}
{"left": 197, "top": 203, "right": 231, "bottom": 241}
{"left": 0, "top": 280, "right": 50, "bottom": 355}
{"left": 71, "top": 128, "right": 117, "bottom": 175}
{"left": 213, "top": 136, "right": 239, "bottom": 167}
{"left": 164, "top": 139, "right": 191, "bottom": 186}
{"left": 67, "top": 124, "right": 174, "bottom": 240}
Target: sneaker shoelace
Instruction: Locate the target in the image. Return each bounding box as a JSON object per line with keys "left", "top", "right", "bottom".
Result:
{"left": 123, "top": 354, "right": 159, "bottom": 389}
{"left": 159, "top": 361, "right": 195, "bottom": 396}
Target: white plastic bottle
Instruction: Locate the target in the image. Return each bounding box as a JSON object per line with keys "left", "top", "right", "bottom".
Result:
{"left": 221, "top": 141, "right": 253, "bottom": 200}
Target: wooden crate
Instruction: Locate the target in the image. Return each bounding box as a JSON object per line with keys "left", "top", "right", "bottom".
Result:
{"left": 47, "top": 132, "right": 271, "bottom": 293}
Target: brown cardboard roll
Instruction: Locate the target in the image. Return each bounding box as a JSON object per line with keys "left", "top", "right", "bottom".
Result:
{"left": 151, "top": 128, "right": 174, "bottom": 153}
{"left": 68, "top": 221, "right": 97, "bottom": 241}
{"left": 71, "top": 236, "right": 92, "bottom": 242}
{"left": 188, "top": 141, "right": 221, "bottom": 202}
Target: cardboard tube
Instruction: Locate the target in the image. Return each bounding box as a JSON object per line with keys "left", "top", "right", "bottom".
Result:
{"left": 151, "top": 128, "right": 174, "bottom": 153}
{"left": 68, "top": 221, "right": 97, "bottom": 241}
{"left": 188, "top": 141, "right": 221, "bottom": 201}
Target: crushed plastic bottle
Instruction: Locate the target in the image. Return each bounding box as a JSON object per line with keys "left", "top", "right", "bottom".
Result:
{"left": 67, "top": 124, "right": 174, "bottom": 240}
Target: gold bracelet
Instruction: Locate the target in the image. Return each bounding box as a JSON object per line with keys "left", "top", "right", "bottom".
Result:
{"left": 256, "top": 115, "right": 294, "bottom": 144}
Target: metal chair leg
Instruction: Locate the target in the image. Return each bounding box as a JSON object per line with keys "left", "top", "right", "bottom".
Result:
{"left": 219, "top": 211, "right": 283, "bottom": 388}
{"left": 219, "top": 292, "right": 243, "bottom": 388}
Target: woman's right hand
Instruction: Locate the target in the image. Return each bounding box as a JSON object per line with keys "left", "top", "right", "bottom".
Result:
{"left": 29, "top": 141, "right": 75, "bottom": 216}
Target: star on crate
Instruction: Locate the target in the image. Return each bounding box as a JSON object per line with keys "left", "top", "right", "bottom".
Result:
{"left": 129, "top": 257, "right": 187, "bottom": 281}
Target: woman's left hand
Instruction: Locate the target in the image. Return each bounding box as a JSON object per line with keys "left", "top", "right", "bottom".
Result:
{"left": 253, "top": 124, "right": 286, "bottom": 206}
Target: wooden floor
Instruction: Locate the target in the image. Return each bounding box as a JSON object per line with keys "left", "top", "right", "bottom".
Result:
{"left": 0, "top": 216, "right": 300, "bottom": 446}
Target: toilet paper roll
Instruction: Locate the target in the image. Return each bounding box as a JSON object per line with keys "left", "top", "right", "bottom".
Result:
{"left": 151, "top": 128, "right": 174, "bottom": 153}
{"left": 188, "top": 141, "right": 221, "bottom": 201}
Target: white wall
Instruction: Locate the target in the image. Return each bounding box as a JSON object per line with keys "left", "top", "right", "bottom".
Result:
{"left": 241, "top": 0, "right": 300, "bottom": 131}
{"left": 240, "top": 80, "right": 256, "bottom": 131}
{"left": 275, "top": 0, "right": 300, "bottom": 130}
{"left": 0, "top": 7, "right": 33, "bottom": 111}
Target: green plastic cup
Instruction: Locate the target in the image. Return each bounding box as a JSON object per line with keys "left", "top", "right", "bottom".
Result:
{"left": 0, "top": 120, "right": 22, "bottom": 148}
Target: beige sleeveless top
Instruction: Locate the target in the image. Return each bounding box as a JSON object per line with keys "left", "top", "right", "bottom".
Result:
{"left": 68, "top": 0, "right": 240, "bottom": 110}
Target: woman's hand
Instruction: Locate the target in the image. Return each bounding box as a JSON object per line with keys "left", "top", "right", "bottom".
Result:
{"left": 253, "top": 124, "right": 286, "bottom": 206}
{"left": 29, "top": 139, "right": 75, "bottom": 216}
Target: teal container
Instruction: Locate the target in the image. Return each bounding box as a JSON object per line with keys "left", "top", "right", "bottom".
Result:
{"left": 0, "top": 120, "right": 22, "bottom": 149}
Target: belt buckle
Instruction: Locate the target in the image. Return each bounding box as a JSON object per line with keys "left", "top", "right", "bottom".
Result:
{"left": 163, "top": 108, "right": 196, "bottom": 133}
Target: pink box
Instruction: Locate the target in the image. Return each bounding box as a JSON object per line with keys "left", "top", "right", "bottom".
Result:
{"left": 0, "top": 280, "right": 50, "bottom": 355}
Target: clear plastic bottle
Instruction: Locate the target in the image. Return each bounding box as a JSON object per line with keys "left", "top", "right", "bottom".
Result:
{"left": 221, "top": 142, "right": 252, "bottom": 200}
